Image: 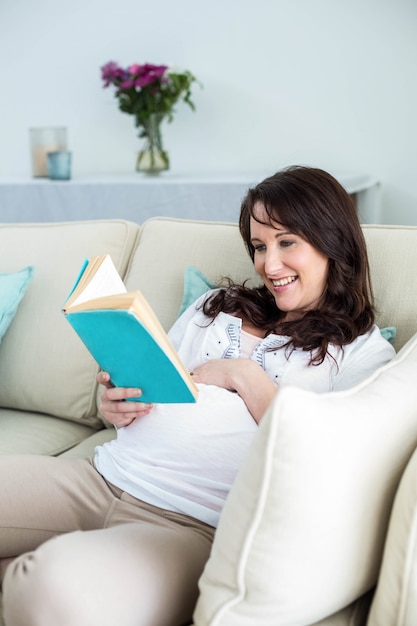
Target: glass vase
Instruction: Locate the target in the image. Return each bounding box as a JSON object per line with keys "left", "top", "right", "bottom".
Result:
{"left": 136, "top": 114, "right": 170, "bottom": 175}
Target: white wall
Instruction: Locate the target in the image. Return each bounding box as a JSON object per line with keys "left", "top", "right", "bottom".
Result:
{"left": 1, "top": 0, "right": 417, "bottom": 224}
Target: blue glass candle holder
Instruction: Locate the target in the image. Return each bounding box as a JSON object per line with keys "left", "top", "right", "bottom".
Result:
{"left": 47, "top": 150, "right": 72, "bottom": 180}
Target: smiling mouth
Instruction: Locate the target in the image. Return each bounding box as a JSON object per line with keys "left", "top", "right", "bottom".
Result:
{"left": 272, "top": 276, "right": 297, "bottom": 287}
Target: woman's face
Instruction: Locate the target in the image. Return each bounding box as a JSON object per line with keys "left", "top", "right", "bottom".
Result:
{"left": 250, "top": 202, "right": 329, "bottom": 322}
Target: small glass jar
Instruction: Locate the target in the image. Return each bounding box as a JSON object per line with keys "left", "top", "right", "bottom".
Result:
{"left": 46, "top": 151, "right": 72, "bottom": 180}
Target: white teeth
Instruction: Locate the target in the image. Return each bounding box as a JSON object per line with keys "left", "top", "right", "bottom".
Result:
{"left": 272, "top": 276, "right": 297, "bottom": 287}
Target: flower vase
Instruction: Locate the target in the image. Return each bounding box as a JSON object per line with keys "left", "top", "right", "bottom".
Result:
{"left": 136, "top": 114, "right": 170, "bottom": 175}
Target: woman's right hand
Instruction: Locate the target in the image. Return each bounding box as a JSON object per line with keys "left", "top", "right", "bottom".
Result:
{"left": 97, "top": 371, "right": 154, "bottom": 428}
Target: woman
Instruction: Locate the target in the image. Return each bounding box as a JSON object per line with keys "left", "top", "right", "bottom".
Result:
{"left": 0, "top": 166, "right": 394, "bottom": 626}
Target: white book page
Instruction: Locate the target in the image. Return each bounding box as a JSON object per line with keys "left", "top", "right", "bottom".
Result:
{"left": 70, "top": 255, "right": 127, "bottom": 307}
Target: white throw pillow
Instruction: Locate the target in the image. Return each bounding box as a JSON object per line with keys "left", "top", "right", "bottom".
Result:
{"left": 193, "top": 333, "right": 417, "bottom": 626}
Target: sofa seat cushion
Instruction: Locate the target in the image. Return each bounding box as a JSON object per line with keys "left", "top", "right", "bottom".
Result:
{"left": 0, "top": 408, "right": 98, "bottom": 456}
{"left": 193, "top": 332, "right": 417, "bottom": 626}
{"left": 58, "top": 427, "right": 117, "bottom": 459}
{"left": 0, "top": 220, "right": 139, "bottom": 427}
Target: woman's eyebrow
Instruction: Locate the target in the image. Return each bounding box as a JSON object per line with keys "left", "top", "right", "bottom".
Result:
{"left": 250, "top": 230, "right": 292, "bottom": 243}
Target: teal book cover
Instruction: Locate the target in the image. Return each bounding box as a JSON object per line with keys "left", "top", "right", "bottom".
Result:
{"left": 65, "top": 308, "right": 197, "bottom": 404}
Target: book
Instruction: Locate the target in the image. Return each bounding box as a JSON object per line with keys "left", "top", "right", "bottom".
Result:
{"left": 62, "top": 254, "right": 198, "bottom": 404}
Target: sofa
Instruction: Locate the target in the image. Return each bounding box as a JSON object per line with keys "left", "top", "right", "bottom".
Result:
{"left": 1, "top": 216, "right": 417, "bottom": 626}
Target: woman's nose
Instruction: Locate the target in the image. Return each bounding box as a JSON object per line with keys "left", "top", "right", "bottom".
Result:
{"left": 264, "top": 249, "right": 284, "bottom": 274}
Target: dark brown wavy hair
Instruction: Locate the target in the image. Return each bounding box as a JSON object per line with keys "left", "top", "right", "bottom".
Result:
{"left": 202, "top": 165, "right": 375, "bottom": 364}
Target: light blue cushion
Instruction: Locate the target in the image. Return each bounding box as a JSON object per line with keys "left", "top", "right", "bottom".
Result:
{"left": 0, "top": 266, "right": 35, "bottom": 342}
{"left": 380, "top": 326, "right": 396, "bottom": 344}
{"left": 178, "top": 265, "right": 215, "bottom": 317}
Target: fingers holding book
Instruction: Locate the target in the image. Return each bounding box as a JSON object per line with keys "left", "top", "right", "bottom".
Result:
{"left": 97, "top": 370, "right": 114, "bottom": 389}
{"left": 97, "top": 371, "right": 154, "bottom": 428}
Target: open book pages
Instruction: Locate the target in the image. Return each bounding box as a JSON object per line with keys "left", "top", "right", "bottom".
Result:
{"left": 64, "top": 254, "right": 127, "bottom": 310}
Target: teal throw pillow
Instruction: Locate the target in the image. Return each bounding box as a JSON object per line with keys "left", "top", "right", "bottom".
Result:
{"left": 380, "top": 326, "right": 397, "bottom": 344}
{"left": 0, "top": 266, "right": 35, "bottom": 342}
{"left": 178, "top": 266, "right": 215, "bottom": 317}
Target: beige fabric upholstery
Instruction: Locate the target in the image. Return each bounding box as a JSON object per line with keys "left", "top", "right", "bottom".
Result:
{"left": 0, "top": 408, "right": 96, "bottom": 456}
{"left": 59, "top": 428, "right": 117, "bottom": 459}
{"left": 312, "top": 591, "right": 374, "bottom": 626}
{"left": 367, "top": 440, "right": 417, "bottom": 626}
{"left": 0, "top": 220, "right": 139, "bottom": 427}
{"left": 363, "top": 225, "right": 417, "bottom": 351}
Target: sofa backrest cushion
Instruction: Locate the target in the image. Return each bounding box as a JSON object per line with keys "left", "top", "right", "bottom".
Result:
{"left": 363, "top": 224, "right": 417, "bottom": 351}
{"left": 0, "top": 220, "right": 139, "bottom": 426}
{"left": 193, "top": 331, "right": 417, "bottom": 626}
{"left": 124, "top": 217, "right": 260, "bottom": 332}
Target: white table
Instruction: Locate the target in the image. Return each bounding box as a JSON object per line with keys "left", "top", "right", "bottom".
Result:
{"left": 0, "top": 172, "right": 381, "bottom": 225}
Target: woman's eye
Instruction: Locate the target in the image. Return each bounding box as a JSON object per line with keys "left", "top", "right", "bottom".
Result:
{"left": 280, "top": 240, "right": 294, "bottom": 248}
{"left": 254, "top": 244, "right": 266, "bottom": 252}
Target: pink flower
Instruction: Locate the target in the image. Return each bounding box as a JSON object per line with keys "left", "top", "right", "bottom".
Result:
{"left": 131, "top": 63, "right": 168, "bottom": 88}
{"left": 128, "top": 63, "right": 142, "bottom": 75}
{"left": 100, "top": 61, "right": 127, "bottom": 87}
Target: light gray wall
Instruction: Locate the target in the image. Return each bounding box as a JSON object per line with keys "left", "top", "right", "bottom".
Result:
{"left": 1, "top": 0, "right": 416, "bottom": 224}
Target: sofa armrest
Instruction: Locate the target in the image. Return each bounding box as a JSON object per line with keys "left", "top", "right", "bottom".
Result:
{"left": 367, "top": 444, "right": 417, "bottom": 626}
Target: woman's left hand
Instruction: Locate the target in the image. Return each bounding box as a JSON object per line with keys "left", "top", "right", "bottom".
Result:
{"left": 191, "top": 358, "right": 241, "bottom": 390}
{"left": 191, "top": 359, "right": 278, "bottom": 424}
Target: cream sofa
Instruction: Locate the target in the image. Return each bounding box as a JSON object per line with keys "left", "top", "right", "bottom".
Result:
{"left": 1, "top": 217, "right": 417, "bottom": 626}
